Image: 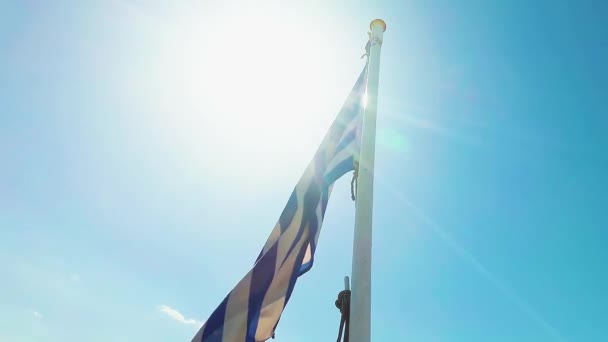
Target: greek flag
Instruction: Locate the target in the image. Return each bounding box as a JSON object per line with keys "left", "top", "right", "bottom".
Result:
{"left": 193, "top": 64, "right": 368, "bottom": 342}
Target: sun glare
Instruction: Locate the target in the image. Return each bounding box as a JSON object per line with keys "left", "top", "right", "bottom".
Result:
{"left": 154, "top": 6, "right": 357, "bottom": 185}
{"left": 121, "top": 3, "right": 361, "bottom": 188}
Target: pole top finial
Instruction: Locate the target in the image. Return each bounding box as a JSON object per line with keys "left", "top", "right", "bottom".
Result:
{"left": 370, "top": 19, "right": 386, "bottom": 32}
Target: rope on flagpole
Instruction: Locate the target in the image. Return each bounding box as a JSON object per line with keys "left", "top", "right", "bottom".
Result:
{"left": 335, "top": 277, "right": 351, "bottom": 342}
{"left": 360, "top": 35, "right": 371, "bottom": 59}
{"left": 352, "top": 37, "right": 369, "bottom": 202}
{"left": 350, "top": 161, "right": 359, "bottom": 201}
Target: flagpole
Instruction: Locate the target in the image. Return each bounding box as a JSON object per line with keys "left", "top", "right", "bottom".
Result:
{"left": 349, "top": 19, "right": 386, "bottom": 342}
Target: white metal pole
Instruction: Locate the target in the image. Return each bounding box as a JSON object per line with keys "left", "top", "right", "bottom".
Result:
{"left": 349, "top": 18, "right": 386, "bottom": 342}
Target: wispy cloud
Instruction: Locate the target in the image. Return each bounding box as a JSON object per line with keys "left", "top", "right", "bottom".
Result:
{"left": 158, "top": 305, "right": 201, "bottom": 326}
{"left": 33, "top": 310, "right": 42, "bottom": 318}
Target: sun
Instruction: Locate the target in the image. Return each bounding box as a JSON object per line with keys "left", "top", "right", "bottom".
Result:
{"left": 156, "top": 6, "right": 357, "bottom": 186}
{"left": 120, "top": 3, "right": 362, "bottom": 189}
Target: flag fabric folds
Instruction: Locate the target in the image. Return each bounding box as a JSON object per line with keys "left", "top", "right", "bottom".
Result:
{"left": 193, "top": 63, "right": 368, "bottom": 342}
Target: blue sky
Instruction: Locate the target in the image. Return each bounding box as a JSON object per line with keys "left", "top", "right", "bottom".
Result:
{"left": 1, "top": 1, "right": 607, "bottom": 341}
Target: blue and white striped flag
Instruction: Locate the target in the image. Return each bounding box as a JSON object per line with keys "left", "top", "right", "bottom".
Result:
{"left": 193, "top": 63, "right": 368, "bottom": 342}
